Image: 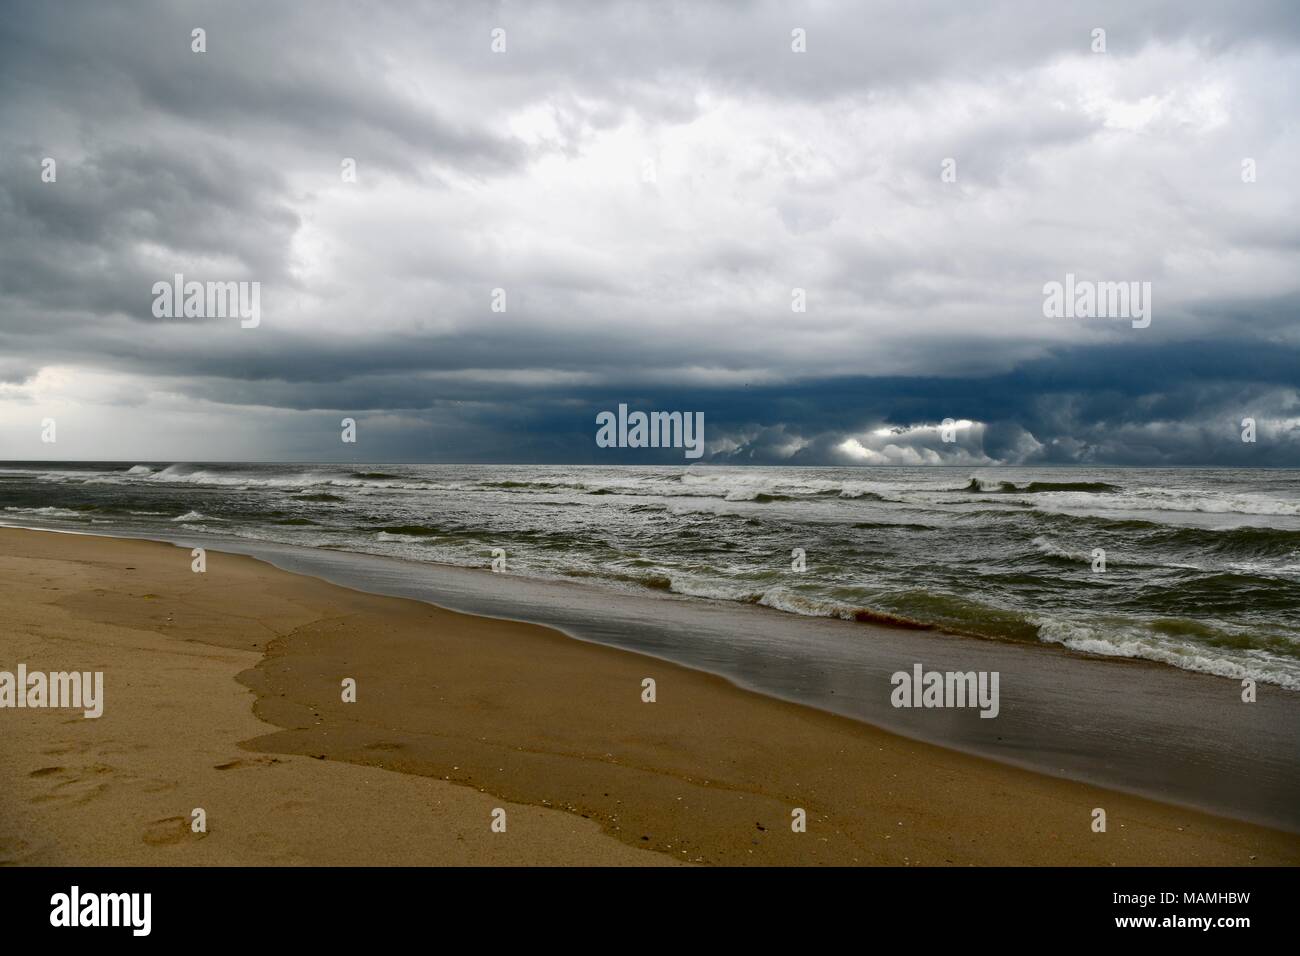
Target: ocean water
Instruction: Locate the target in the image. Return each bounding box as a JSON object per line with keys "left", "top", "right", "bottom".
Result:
{"left": 2, "top": 462, "right": 1298, "bottom": 690}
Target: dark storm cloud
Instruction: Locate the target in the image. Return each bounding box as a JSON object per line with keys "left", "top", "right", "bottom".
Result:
{"left": 427, "top": 339, "right": 1300, "bottom": 466}
{"left": 0, "top": 2, "right": 526, "bottom": 173}
{"left": 0, "top": 1, "right": 1297, "bottom": 463}
{"left": 0, "top": 142, "right": 299, "bottom": 322}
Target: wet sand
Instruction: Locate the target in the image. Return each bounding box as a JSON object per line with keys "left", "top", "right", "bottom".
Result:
{"left": 1, "top": 527, "right": 1296, "bottom": 865}
{"left": 134, "top": 528, "right": 1300, "bottom": 832}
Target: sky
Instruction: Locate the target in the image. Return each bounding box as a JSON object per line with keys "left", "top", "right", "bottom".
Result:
{"left": 1, "top": 0, "right": 1297, "bottom": 466}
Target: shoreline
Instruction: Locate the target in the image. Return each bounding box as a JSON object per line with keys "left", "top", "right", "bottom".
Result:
{"left": 1, "top": 526, "right": 1297, "bottom": 865}
{"left": 4, "top": 465, "right": 1296, "bottom": 695}
{"left": 5, "top": 514, "right": 1295, "bottom": 690}
{"left": 5, "top": 519, "right": 1300, "bottom": 833}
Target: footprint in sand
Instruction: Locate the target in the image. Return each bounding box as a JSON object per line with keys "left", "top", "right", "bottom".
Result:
{"left": 142, "top": 816, "right": 204, "bottom": 845}
{"left": 213, "top": 755, "right": 282, "bottom": 771}
{"left": 41, "top": 743, "right": 85, "bottom": 757}
{"left": 0, "top": 838, "right": 34, "bottom": 865}
{"left": 27, "top": 765, "right": 113, "bottom": 805}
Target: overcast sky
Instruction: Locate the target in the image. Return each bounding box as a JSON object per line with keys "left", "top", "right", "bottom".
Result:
{"left": 1, "top": 0, "right": 1297, "bottom": 465}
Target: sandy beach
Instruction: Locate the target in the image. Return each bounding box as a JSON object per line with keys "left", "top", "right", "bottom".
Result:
{"left": 1, "top": 526, "right": 1296, "bottom": 866}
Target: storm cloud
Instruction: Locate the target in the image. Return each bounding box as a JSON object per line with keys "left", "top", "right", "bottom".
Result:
{"left": 1, "top": 0, "right": 1297, "bottom": 464}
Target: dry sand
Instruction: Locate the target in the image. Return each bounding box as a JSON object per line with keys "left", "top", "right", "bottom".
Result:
{"left": 1, "top": 527, "right": 1296, "bottom": 866}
